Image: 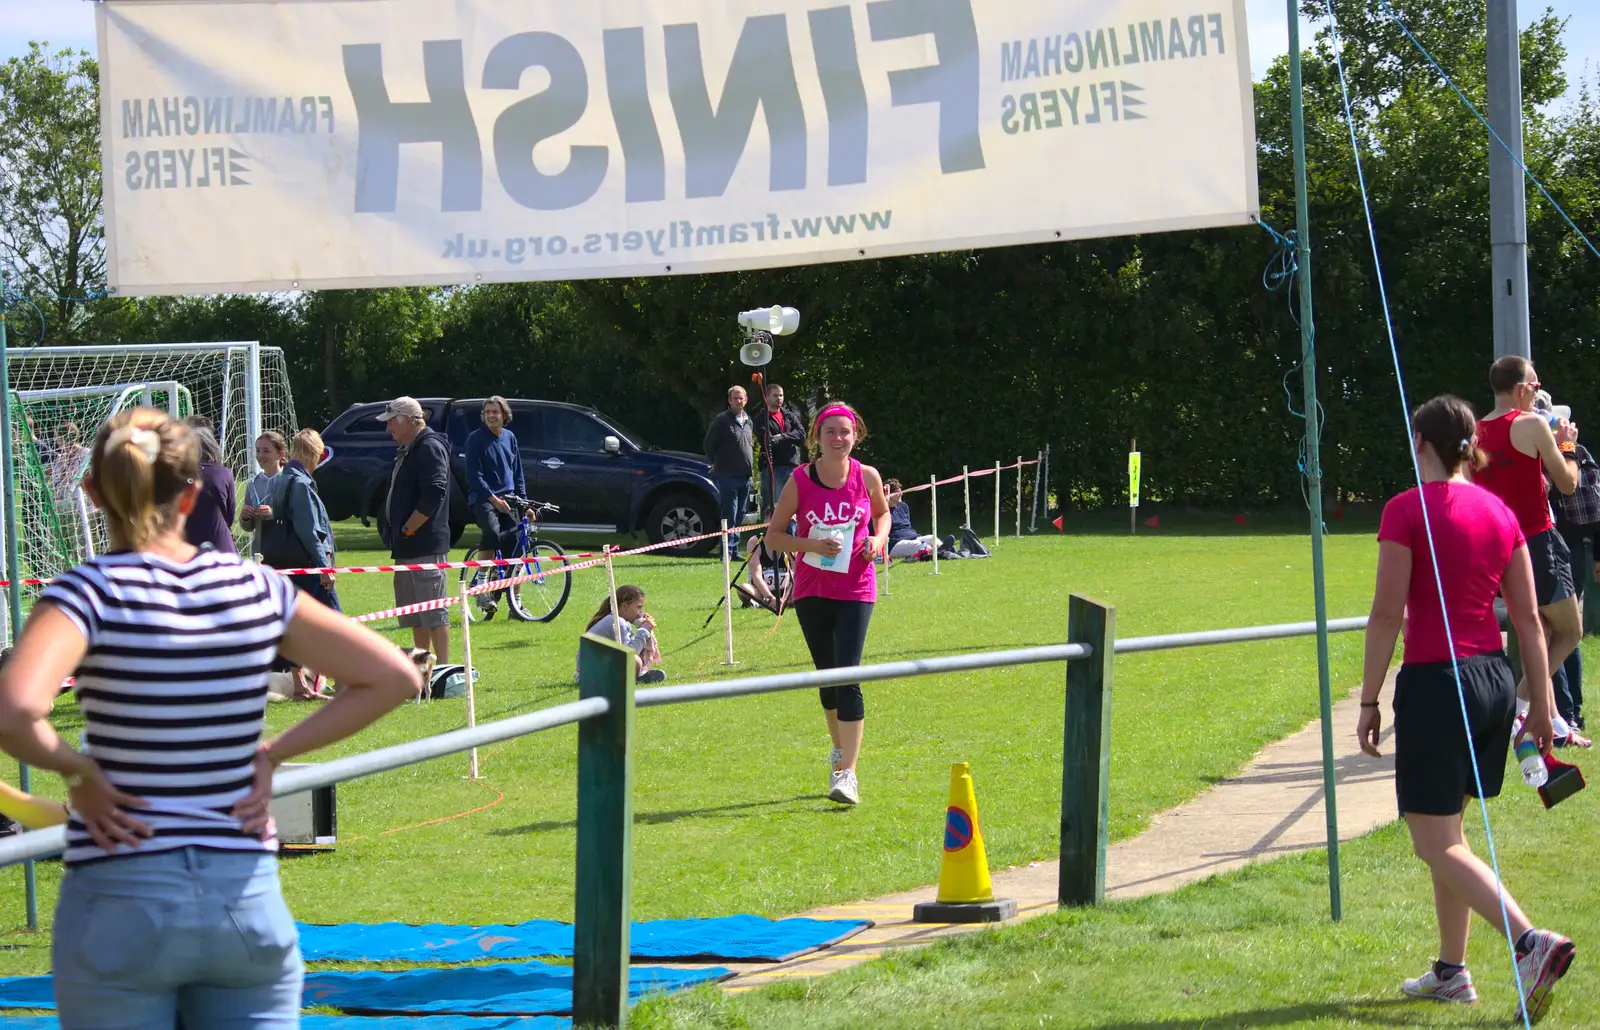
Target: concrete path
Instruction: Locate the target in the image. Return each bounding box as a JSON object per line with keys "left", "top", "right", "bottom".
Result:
{"left": 706, "top": 671, "right": 1399, "bottom": 991}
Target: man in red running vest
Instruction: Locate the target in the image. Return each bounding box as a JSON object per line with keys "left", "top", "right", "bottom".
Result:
{"left": 1477, "top": 356, "right": 1582, "bottom": 708}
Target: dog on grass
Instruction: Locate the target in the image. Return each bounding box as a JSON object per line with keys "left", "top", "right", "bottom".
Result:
{"left": 267, "top": 646, "right": 435, "bottom": 702}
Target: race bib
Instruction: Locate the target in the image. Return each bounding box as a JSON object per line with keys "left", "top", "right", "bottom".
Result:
{"left": 803, "top": 521, "right": 855, "bottom": 574}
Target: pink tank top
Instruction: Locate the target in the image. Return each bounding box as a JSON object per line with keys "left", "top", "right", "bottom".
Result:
{"left": 791, "top": 458, "right": 877, "bottom": 603}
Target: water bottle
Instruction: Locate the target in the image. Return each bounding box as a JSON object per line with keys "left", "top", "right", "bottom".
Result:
{"left": 1516, "top": 737, "right": 1548, "bottom": 788}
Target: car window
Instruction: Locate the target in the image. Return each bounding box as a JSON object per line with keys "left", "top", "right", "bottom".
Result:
{"left": 543, "top": 408, "right": 612, "bottom": 453}
{"left": 334, "top": 407, "right": 393, "bottom": 436}
{"left": 508, "top": 403, "right": 542, "bottom": 444}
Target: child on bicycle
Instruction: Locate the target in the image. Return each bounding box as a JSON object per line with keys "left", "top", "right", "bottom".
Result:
{"left": 580, "top": 585, "right": 665, "bottom": 683}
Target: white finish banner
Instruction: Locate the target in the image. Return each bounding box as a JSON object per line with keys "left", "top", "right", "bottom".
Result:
{"left": 98, "top": 0, "right": 1258, "bottom": 295}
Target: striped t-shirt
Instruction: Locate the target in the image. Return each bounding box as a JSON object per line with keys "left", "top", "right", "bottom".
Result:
{"left": 41, "top": 550, "right": 297, "bottom": 865}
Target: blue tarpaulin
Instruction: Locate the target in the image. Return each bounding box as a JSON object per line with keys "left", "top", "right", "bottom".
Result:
{"left": 0, "top": 1019, "right": 569, "bottom": 1030}
{"left": 298, "top": 915, "right": 870, "bottom": 963}
{"left": 301, "top": 963, "right": 733, "bottom": 1015}
{"left": 0, "top": 962, "right": 726, "bottom": 1017}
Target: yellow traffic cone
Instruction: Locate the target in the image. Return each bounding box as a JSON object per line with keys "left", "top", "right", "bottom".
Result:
{"left": 913, "top": 762, "right": 1017, "bottom": 923}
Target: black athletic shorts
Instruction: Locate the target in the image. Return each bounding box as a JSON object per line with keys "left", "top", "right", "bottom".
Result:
{"left": 1527, "top": 527, "right": 1575, "bottom": 607}
{"left": 1393, "top": 653, "right": 1517, "bottom": 816}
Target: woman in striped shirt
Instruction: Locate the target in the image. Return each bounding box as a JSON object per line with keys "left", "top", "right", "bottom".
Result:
{"left": 0, "top": 408, "right": 421, "bottom": 1029}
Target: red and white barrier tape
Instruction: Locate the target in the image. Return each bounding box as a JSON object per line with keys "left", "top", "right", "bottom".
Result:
{"left": 0, "top": 452, "right": 1038, "bottom": 587}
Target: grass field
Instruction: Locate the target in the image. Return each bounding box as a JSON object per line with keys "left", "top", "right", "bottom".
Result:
{"left": 0, "top": 517, "right": 1388, "bottom": 977}
{"left": 635, "top": 749, "right": 1600, "bottom": 1029}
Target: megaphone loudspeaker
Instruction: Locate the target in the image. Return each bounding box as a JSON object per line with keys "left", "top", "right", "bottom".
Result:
{"left": 740, "top": 341, "right": 773, "bottom": 366}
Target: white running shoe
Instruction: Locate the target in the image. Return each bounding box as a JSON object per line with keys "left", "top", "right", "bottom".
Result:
{"left": 828, "top": 768, "right": 859, "bottom": 805}
{"left": 829, "top": 746, "right": 843, "bottom": 774}
{"left": 1515, "top": 929, "right": 1575, "bottom": 1024}
{"left": 1401, "top": 968, "right": 1477, "bottom": 1004}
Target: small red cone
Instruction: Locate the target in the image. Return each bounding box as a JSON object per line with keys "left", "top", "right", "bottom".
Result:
{"left": 1142, "top": 514, "right": 1161, "bottom": 530}
{"left": 1232, "top": 513, "right": 1249, "bottom": 527}
{"left": 1051, "top": 515, "right": 1064, "bottom": 533}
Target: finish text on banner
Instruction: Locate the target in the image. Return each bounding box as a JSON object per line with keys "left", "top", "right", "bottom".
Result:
{"left": 97, "top": 0, "right": 1258, "bottom": 294}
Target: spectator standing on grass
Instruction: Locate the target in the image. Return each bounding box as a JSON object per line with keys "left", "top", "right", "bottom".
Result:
{"left": 382, "top": 396, "right": 452, "bottom": 662}
{"left": 183, "top": 426, "right": 238, "bottom": 555}
{"left": 1357, "top": 395, "right": 1573, "bottom": 1021}
{"left": 1475, "top": 357, "right": 1582, "bottom": 735}
{"left": 280, "top": 429, "right": 340, "bottom": 613}
{"left": 464, "top": 396, "right": 526, "bottom": 620}
{"left": 764, "top": 401, "right": 890, "bottom": 806}
{"left": 1548, "top": 433, "right": 1600, "bottom": 734}
{"left": 704, "top": 385, "right": 754, "bottom": 559}
{"left": 240, "top": 432, "right": 289, "bottom": 558}
{"left": 0, "top": 406, "right": 419, "bottom": 1028}
{"left": 757, "top": 382, "right": 806, "bottom": 515}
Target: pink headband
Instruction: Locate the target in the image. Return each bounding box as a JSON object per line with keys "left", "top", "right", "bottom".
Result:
{"left": 814, "top": 405, "right": 856, "bottom": 429}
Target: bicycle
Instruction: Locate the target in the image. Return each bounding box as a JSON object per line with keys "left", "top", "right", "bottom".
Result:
{"left": 458, "top": 496, "right": 573, "bottom": 623}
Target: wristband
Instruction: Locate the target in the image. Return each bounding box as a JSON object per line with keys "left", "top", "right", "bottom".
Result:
{"left": 1359, "top": 701, "right": 1380, "bottom": 708}
{"left": 1560, "top": 442, "right": 1577, "bottom": 455}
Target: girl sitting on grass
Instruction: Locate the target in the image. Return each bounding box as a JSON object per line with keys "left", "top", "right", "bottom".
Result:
{"left": 581, "top": 586, "right": 665, "bottom": 683}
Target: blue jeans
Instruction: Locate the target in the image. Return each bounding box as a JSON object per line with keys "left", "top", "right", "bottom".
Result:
{"left": 760, "top": 464, "right": 795, "bottom": 515}
{"left": 715, "top": 476, "right": 750, "bottom": 554}
{"left": 53, "top": 848, "right": 302, "bottom": 1029}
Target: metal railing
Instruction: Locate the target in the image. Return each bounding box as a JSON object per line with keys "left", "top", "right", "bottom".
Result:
{"left": 0, "top": 599, "right": 1369, "bottom": 1028}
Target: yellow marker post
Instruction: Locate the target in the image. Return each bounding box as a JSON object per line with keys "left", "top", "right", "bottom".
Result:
{"left": 912, "top": 762, "right": 1017, "bottom": 923}
{"left": 1128, "top": 441, "right": 1141, "bottom": 535}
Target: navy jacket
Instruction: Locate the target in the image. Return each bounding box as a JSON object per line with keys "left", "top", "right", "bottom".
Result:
{"left": 184, "top": 462, "right": 238, "bottom": 555}
{"left": 385, "top": 426, "right": 452, "bottom": 558}
{"left": 465, "top": 426, "right": 525, "bottom": 506}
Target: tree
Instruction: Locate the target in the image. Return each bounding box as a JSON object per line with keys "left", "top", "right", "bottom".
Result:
{"left": 0, "top": 43, "right": 102, "bottom": 341}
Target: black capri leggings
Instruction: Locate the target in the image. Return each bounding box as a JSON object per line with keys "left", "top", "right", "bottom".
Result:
{"left": 793, "top": 597, "right": 874, "bottom": 722}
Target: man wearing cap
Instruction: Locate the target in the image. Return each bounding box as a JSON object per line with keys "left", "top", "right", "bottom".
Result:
{"left": 381, "top": 396, "right": 453, "bottom": 662}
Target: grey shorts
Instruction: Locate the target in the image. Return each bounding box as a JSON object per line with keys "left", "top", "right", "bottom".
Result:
{"left": 394, "top": 554, "right": 449, "bottom": 628}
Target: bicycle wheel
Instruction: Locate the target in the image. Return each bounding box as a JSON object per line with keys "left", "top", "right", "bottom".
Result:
{"left": 458, "top": 548, "right": 504, "bottom": 624}
{"left": 507, "top": 539, "right": 572, "bottom": 623}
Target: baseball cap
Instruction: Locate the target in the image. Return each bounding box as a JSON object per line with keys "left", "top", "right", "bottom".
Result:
{"left": 378, "top": 396, "right": 424, "bottom": 422}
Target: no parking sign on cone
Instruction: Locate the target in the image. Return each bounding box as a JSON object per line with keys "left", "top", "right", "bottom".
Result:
{"left": 913, "top": 763, "right": 1018, "bottom": 923}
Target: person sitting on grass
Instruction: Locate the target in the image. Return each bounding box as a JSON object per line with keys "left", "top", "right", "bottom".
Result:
{"left": 581, "top": 586, "right": 665, "bottom": 683}
{"left": 884, "top": 479, "right": 937, "bottom": 560}
{"left": 734, "top": 532, "right": 788, "bottom": 613}
{"left": 1357, "top": 394, "right": 1573, "bottom": 1021}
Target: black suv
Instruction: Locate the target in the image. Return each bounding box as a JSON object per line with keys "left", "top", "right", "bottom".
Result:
{"left": 316, "top": 398, "right": 723, "bottom": 555}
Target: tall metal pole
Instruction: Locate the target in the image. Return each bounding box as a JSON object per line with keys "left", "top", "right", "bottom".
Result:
{"left": 0, "top": 299, "right": 40, "bottom": 930}
{"left": 1288, "top": 0, "right": 1341, "bottom": 922}
{"left": 1487, "top": 0, "right": 1531, "bottom": 360}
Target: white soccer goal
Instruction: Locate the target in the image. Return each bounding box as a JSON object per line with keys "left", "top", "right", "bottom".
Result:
{"left": 3, "top": 342, "right": 298, "bottom": 596}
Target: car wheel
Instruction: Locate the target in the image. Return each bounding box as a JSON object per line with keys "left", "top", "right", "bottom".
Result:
{"left": 645, "top": 492, "right": 719, "bottom": 556}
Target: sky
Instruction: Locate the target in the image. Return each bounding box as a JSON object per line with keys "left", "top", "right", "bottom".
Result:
{"left": 1, "top": 0, "right": 1595, "bottom": 94}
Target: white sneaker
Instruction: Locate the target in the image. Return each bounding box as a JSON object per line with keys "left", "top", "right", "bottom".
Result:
{"left": 1515, "top": 929, "right": 1575, "bottom": 1023}
{"left": 1401, "top": 967, "right": 1477, "bottom": 1003}
{"left": 828, "top": 768, "right": 859, "bottom": 805}
{"left": 829, "top": 746, "right": 843, "bottom": 773}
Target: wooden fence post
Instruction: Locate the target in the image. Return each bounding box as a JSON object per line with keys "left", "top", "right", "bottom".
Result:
{"left": 1059, "top": 594, "right": 1115, "bottom": 907}
{"left": 573, "top": 633, "right": 637, "bottom": 1028}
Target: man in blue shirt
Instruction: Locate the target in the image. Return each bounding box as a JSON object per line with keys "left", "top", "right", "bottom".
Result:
{"left": 464, "top": 396, "right": 527, "bottom": 619}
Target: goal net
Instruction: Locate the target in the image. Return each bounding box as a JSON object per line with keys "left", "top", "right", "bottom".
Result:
{"left": 4, "top": 342, "right": 298, "bottom": 595}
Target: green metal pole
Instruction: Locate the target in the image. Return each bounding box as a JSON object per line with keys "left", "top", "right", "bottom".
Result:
{"left": 1288, "top": 3, "right": 1341, "bottom": 922}
{"left": 0, "top": 300, "right": 39, "bottom": 930}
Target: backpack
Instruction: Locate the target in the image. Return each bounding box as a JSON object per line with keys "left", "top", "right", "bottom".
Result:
{"left": 429, "top": 664, "right": 481, "bottom": 699}
{"left": 259, "top": 476, "right": 316, "bottom": 568}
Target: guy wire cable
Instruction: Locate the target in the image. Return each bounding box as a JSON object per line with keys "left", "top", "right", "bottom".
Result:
{"left": 1322, "top": 2, "right": 1532, "bottom": 1022}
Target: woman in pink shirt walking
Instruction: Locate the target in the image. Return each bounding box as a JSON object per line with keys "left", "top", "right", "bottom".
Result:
{"left": 1358, "top": 395, "right": 1572, "bottom": 1021}
{"left": 765, "top": 402, "right": 891, "bottom": 805}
